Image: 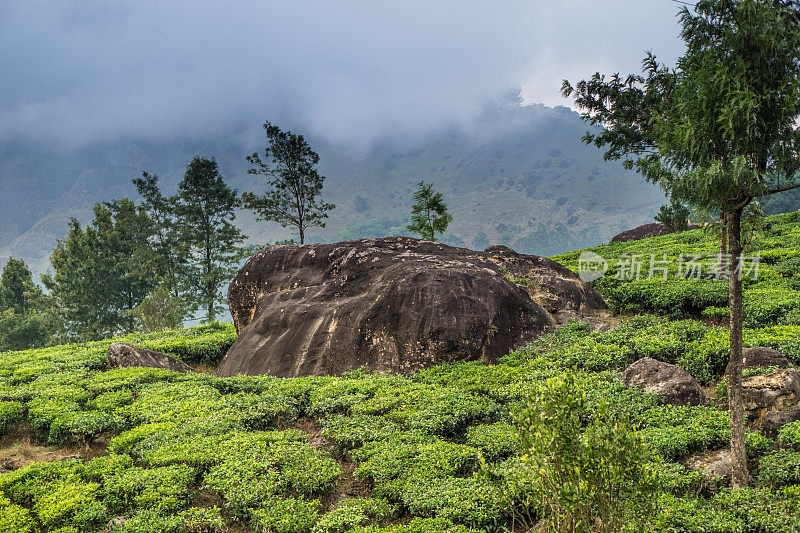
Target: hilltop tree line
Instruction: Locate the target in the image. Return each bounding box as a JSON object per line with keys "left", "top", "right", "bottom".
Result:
{"left": 0, "top": 121, "right": 451, "bottom": 350}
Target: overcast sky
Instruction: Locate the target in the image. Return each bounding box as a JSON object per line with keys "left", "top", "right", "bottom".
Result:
{"left": 0, "top": 1, "right": 685, "bottom": 148}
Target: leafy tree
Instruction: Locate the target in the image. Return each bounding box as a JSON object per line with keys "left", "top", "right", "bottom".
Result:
{"left": 43, "top": 199, "right": 156, "bottom": 339}
{"left": 0, "top": 258, "right": 51, "bottom": 351}
{"left": 1, "top": 258, "right": 40, "bottom": 315}
{"left": 243, "top": 121, "right": 335, "bottom": 244}
{"left": 654, "top": 196, "right": 691, "bottom": 232}
{"left": 563, "top": 0, "right": 800, "bottom": 487}
{"left": 174, "top": 156, "right": 246, "bottom": 322}
{"left": 133, "top": 283, "right": 185, "bottom": 332}
{"left": 132, "top": 171, "right": 189, "bottom": 300}
{"left": 406, "top": 181, "right": 453, "bottom": 241}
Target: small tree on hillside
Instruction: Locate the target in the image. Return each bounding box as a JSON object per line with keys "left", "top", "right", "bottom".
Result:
{"left": 243, "top": 121, "right": 335, "bottom": 244}
{"left": 174, "top": 156, "right": 247, "bottom": 322}
{"left": 0, "top": 258, "right": 51, "bottom": 351}
{"left": 132, "top": 171, "right": 189, "bottom": 300}
{"left": 563, "top": 0, "right": 800, "bottom": 487}
{"left": 407, "top": 181, "right": 453, "bottom": 241}
{"left": 654, "top": 196, "right": 691, "bottom": 232}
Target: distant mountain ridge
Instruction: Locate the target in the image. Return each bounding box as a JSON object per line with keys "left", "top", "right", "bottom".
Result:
{"left": 0, "top": 101, "right": 666, "bottom": 275}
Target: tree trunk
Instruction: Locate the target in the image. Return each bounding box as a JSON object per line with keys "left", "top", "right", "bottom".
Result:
{"left": 719, "top": 210, "right": 728, "bottom": 280}
{"left": 727, "top": 206, "right": 749, "bottom": 488}
{"left": 299, "top": 227, "right": 305, "bottom": 244}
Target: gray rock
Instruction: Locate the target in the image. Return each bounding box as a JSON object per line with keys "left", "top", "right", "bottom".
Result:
{"left": 743, "top": 347, "right": 792, "bottom": 369}
{"left": 743, "top": 369, "right": 800, "bottom": 426}
{"left": 622, "top": 357, "right": 705, "bottom": 406}
{"left": 106, "top": 343, "right": 192, "bottom": 373}
{"left": 217, "top": 237, "right": 607, "bottom": 378}
{"left": 687, "top": 449, "right": 731, "bottom": 493}
{"left": 762, "top": 404, "right": 800, "bottom": 438}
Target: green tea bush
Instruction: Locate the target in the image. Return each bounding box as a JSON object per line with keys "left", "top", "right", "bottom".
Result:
{"left": 251, "top": 496, "right": 320, "bottom": 533}
{"left": 348, "top": 516, "right": 482, "bottom": 533}
{"left": 400, "top": 474, "right": 506, "bottom": 529}
{"left": 353, "top": 382, "right": 500, "bottom": 437}
{"left": 137, "top": 322, "right": 236, "bottom": 364}
{"left": 637, "top": 406, "right": 729, "bottom": 460}
{"left": 779, "top": 421, "right": 800, "bottom": 450}
{"left": 354, "top": 436, "right": 479, "bottom": 499}
{"left": 320, "top": 414, "right": 401, "bottom": 450}
{"left": 658, "top": 462, "right": 704, "bottom": 496}
{"left": 312, "top": 497, "right": 394, "bottom": 533}
{"left": 0, "top": 400, "right": 24, "bottom": 430}
{"left": 758, "top": 450, "right": 800, "bottom": 486}
{"left": 464, "top": 422, "right": 522, "bottom": 461}
{"left": 33, "top": 481, "right": 108, "bottom": 531}
{"left": 0, "top": 494, "right": 35, "bottom": 533}
{"left": 101, "top": 463, "right": 196, "bottom": 513}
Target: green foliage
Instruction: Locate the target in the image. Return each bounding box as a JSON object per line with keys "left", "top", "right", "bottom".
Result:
{"left": 505, "top": 372, "right": 659, "bottom": 532}
{"left": 244, "top": 121, "right": 335, "bottom": 244}
{"left": 0, "top": 258, "right": 51, "bottom": 352}
{"left": 43, "top": 199, "right": 157, "bottom": 340}
{"left": 0, "top": 494, "right": 35, "bottom": 533}
{"left": 173, "top": 155, "right": 247, "bottom": 322}
{"left": 251, "top": 496, "right": 320, "bottom": 533}
{"left": 655, "top": 197, "right": 691, "bottom": 232}
{"left": 0, "top": 400, "right": 25, "bottom": 430}
{"left": 406, "top": 181, "right": 453, "bottom": 241}
{"left": 133, "top": 283, "right": 186, "bottom": 332}
{"left": 312, "top": 498, "right": 394, "bottom": 533}
{"left": 758, "top": 450, "right": 800, "bottom": 487}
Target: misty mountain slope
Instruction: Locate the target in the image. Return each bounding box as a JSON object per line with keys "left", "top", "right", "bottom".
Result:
{"left": 0, "top": 102, "right": 665, "bottom": 274}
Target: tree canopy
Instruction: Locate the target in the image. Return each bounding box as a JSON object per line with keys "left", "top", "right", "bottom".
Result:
{"left": 407, "top": 181, "right": 453, "bottom": 241}
{"left": 243, "top": 121, "right": 335, "bottom": 244}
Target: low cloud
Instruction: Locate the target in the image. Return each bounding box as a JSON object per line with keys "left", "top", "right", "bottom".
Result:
{"left": 0, "top": 0, "right": 684, "bottom": 148}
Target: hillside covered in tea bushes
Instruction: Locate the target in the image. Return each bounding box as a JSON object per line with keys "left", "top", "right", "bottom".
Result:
{"left": 1, "top": 212, "right": 800, "bottom": 532}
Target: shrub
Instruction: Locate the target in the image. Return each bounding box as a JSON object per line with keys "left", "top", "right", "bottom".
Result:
{"left": 758, "top": 450, "right": 800, "bottom": 486}
{"left": 312, "top": 498, "right": 393, "bottom": 533}
{"left": 637, "top": 406, "right": 729, "bottom": 460}
{"left": 400, "top": 474, "right": 506, "bottom": 529}
{"left": 0, "top": 494, "right": 35, "bottom": 533}
{"left": 251, "top": 496, "right": 320, "bottom": 533}
{"left": 779, "top": 421, "right": 800, "bottom": 450}
{"left": 464, "top": 422, "right": 522, "bottom": 461}
{"left": 33, "top": 481, "right": 108, "bottom": 531}
{"left": 320, "top": 414, "right": 401, "bottom": 451}
{"left": 0, "top": 400, "right": 24, "bottom": 430}
{"left": 505, "top": 373, "right": 659, "bottom": 532}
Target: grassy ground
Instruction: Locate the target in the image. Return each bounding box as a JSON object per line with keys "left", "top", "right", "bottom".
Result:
{"left": 1, "top": 213, "right": 800, "bottom": 532}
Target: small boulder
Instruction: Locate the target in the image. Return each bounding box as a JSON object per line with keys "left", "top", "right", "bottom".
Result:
{"left": 622, "top": 357, "right": 704, "bottom": 406}
{"left": 686, "top": 449, "right": 731, "bottom": 493}
{"left": 743, "top": 347, "right": 792, "bottom": 369}
{"left": 106, "top": 343, "right": 191, "bottom": 373}
{"left": 743, "top": 368, "right": 800, "bottom": 425}
{"left": 762, "top": 404, "right": 800, "bottom": 438}
{"left": 611, "top": 222, "right": 700, "bottom": 243}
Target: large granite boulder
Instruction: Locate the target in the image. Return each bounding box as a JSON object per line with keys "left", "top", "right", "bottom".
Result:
{"left": 216, "top": 237, "right": 606, "bottom": 378}
{"left": 622, "top": 357, "right": 705, "bottom": 406}
{"left": 107, "top": 343, "right": 192, "bottom": 373}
